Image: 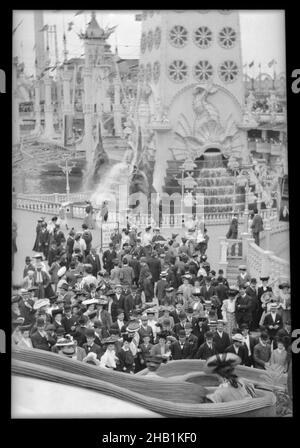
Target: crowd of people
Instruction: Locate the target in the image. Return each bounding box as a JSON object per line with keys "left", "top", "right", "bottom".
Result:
{"left": 12, "top": 215, "right": 291, "bottom": 385}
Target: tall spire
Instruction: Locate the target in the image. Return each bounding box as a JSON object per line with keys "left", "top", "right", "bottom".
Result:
{"left": 63, "top": 32, "right": 68, "bottom": 63}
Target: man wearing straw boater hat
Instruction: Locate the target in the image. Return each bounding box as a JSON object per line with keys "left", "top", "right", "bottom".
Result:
{"left": 262, "top": 302, "right": 283, "bottom": 341}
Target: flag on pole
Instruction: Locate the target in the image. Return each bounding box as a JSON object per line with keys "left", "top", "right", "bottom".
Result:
{"left": 248, "top": 61, "right": 254, "bottom": 68}
{"left": 268, "top": 59, "right": 276, "bottom": 68}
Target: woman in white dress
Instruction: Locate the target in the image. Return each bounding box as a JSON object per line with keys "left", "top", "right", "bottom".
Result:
{"left": 17, "top": 325, "right": 33, "bottom": 349}
{"left": 221, "top": 288, "right": 238, "bottom": 337}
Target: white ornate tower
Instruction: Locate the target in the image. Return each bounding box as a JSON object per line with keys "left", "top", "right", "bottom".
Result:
{"left": 80, "top": 12, "right": 115, "bottom": 163}
{"left": 136, "top": 10, "right": 248, "bottom": 194}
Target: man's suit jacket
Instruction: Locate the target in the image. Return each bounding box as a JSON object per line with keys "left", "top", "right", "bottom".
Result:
{"left": 225, "top": 344, "right": 248, "bottom": 365}
{"left": 257, "top": 286, "right": 272, "bottom": 301}
{"left": 138, "top": 325, "right": 154, "bottom": 343}
{"left": 213, "top": 331, "right": 231, "bottom": 353}
{"left": 110, "top": 294, "right": 126, "bottom": 322}
{"left": 253, "top": 342, "right": 271, "bottom": 369}
{"left": 200, "top": 285, "right": 217, "bottom": 301}
{"left": 170, "top": 340, "right": 195, "bottom": 360}
{"left": 235, "top": 294, "right": 252, "bottom": 321}
{"left": 263, "top": 313, "right": 283, "bottom": 337}
{"left": 146, "top": 256, "right": 161, "bottom": 283}
{"left": 73, "top": 325, "right": 88, "bottom": 347}
{"left": 215, "top": 283, "right": 229, "bottom": 303}
{"left": 30, "top": 330, "right": 51, "bottom": 351}
{"left": 242, "top": 335, "right": 258, "bottom": 366}
{"left": 237, "top": 273, "right": 251, "bottom": 288}
{"left": 61, "top": 315, "right": 78, "bottom": 335}
{"left": 96, "top": 310, "right": 112, "bottom": 335}
{"left": 245, "top": 286, "right": 259, "bottom": 314}
{"left": 82, "top": 342, "right": 102, "bottom": 359}
{"left": 173, "top": 322, "right": 187, "bottom": 338}
{"left": 194, "top": 342, "right": 217, "bottom": 360}
{"left": 85, "top": 254, "right": 101, "bottom": 277}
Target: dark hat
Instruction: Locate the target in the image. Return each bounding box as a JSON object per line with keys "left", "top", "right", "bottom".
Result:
{"left": 117, "top": 308, "right": 124, "bottom": 316}
{"left": 250, "top": 278, "right": 257, "bottom": 284}
{"left": 179, "top": 312, "right": 187, "bottom": 320}
{"left": 204, "top": 353, "right": 241, "bottom": 374}
{"left": 78, "top": 315, "right": 88, "bottom": 325}
{"left": 240, "top": 323, "right": 249, "bottom": 330}
{"left": 181, "top": 237, "right": 187, "bottom": 242}
{"left": 60, "top": 283, "right": 69, "bottom": 291}
{"left": 131, "top": 285, "right": 138, "bottom": 291}
{"left": 52, "top": 309, "right": 63, "bottom": 317}
{"left": 49, "top": 295, "right": 58, "bottom": 302}
{"left": 260, "top": 276, "right": 270, "bottom": 281}
{"left": 87, "top": 311, "right": 97, "bottom": 320}
{"left": 178, "top": 329, "right": 186, "bottom": 338}
{"left": 239, "top": 283, "right": 246, "bottom": 289}
{"left": 279, "top": 282, "right": 290, "bottom": 289}
{"left": 146, "top": 355, "right": 163, "bottom": 365}
{"left": 157, "top": 331, "right": 168, "bottom": 340}
{"left": 25, "top": 256, "right": 31, "bottom": 262}
{"left": 85, "top": 329, "right": 96, "bottom": 338}
{"left": 162, "top": 318, "right": 171, "bottom": 326}
{"left": 186, "top": 307, "right": 194, "bottom": 314}
{"left": 210, "top": 270, "right": 216, "bottom": 276}
{"left": 228, "top": 288, "right": 239, "bottom": 296}
{"left": 106, "top": 290, "right": 115, "bottom": 296}
{"left": 56, "top": 327, "right": 65, "bottom": 336}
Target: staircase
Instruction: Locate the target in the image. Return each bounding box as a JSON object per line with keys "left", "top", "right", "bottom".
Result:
{"left": 226, "top": 258, "right": 242, "bottom": 286}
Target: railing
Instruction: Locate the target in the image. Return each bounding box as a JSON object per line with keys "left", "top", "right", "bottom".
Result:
{"left": 15, "top": 192, "right": 92, "bottom": 204}
{"left": 226, "top": 239, "right": 243, "bottom": 259}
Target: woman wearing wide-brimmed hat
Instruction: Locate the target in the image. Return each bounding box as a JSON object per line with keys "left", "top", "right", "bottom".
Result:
{"left": 205, "top": 353, "right": 256, "bottom": 403}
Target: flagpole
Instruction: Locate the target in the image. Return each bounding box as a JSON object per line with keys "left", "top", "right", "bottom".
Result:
{"left": 258, "top": 62, "right": 262, "bottom": 92}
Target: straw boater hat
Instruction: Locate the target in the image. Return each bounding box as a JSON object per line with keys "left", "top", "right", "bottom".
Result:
{"left": 102, "top": 335, "right": 119, "bottom": 345}
{"left": 204, "top": 353, "right": 241, "bottom": 374}
{"left": 57, "top": 266, "right": 67, "bottom": 278}
{"left": 279, "top": 281, "right": 290, "bottom": 289}
{"left": 82, "top": 298, "right": 99, "bottom": 306}
{"left": 126, "top": 320, "right": 141, "bottom": 333}
{"left": 232, "top": 333, "right": 244, "bottom": 343}
{"left": 238, "top": 265, "right": 247, "bottom": 271}
{"left": 33, "top": 299, "right": 50, "bottom": 310}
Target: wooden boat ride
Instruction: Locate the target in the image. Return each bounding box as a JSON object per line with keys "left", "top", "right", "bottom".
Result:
{"left": 12, "top": 346, "right": 277, "bottom": 418}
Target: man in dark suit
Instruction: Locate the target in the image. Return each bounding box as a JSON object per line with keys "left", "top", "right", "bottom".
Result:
{"left": 213, "top": 320, "right": 231, "bottom": 353}
{"left": 240, "top": 324, "right": 257, "bottom": 367}
{"left": 138, "top": 315, "right": 154, "bottom": 344}
{"left": 257, "top": 276, "right": 273, "bottom": 324}
{"left": 251, "top": 209, "right": 264, "bottom": 246}
{"left": 82, "top": 328, "right": 103, "bottom": 359}
{"left": 146, "top": 251, "right": 161, "bottom": 284}
{"left": 170, "top": 330, "right": 195, "bottom": 360}
{"left": 184, "top": 322, "right": 198, "bottom": 357}
{"left": 235, "top": 284, "right": 252, "bottom": 328}
{"left": 192, "top": 317, "right": 210, "bottom": 348}
{"left": 102, "top": 243, "right": 117, "bottom": 274}
{"left": 194, "top": 331, "right": 217, "bottom": 360}
{"left": 85, "top": 248, "right": 101, "bottom": 277}
{"left": 253, "top": 332, "right": 271, "bottom": 369}
{"left": 173, "top": 312, "right": 188, "bottom": 338}
{"left": 30, "top": 318, "right": 51, "bottom": 351}
{"left": 225, "top": 333, "right": 248, "bottom": 365}
{"left": 110, "top": 285, "right": 126, "bottom": 322}
{"left": 246, "top": 278, "right": 260, "bottom": 330}
{"left": 110, "top": 309, "right": 127, "bottom": 336}
{"left": 62, "top": 305, "right": 79, "bottom": 335}
{"left": 263, "top": 303, "right": 283, "bottom": 341}
{"left": 215, "top": 279, "right": 229, "bottom": 304}
{"left": 73, "top": 315, "right": 88, "bottom": 346}
{"left": 200, "top": 276, "right": 217, "bottom": 301}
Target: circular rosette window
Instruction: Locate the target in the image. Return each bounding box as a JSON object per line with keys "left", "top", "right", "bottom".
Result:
{"left": 218, "top": 27, "right": 237, "bottom": 48}
{"left": 193, "top": 26, "right": 213, "bottom": 48}
{"left": 218, "top": 60, "right": 239, "bottom": 83}
{"left": 193, "top": 60, "right": 213, "bottom": 82}
{"left": 168, "top": 60, "right": 188, "bottom": 82}
{"left": 169, "top": 25, "right": 188, "bottom": 48}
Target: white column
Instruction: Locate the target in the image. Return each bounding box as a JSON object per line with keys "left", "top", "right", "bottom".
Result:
{"left": 152, "top": 130, "right": 171, "bottom": 194}
{"left": 62, "top": 69, "right": 73, "bottom": 145}
{"left": 82, "top": 67, "right": 94, "bottom": 164}
{"left": 12, "top": 60, "right": 20, "bottom": 145}
{"left": 34, "top": 80, "right": 41, "bottom": 133}
{"left": 113, "top": 77, "right": 122, "bottom": 136}
{"left": 218, "top": 236, "right": 229, "bottom": 277}
{"left": 43, "top": 75, "right": 55, "bottom": 138}
{"left": 264, "top": 205, "right": 271, "bottom": 251}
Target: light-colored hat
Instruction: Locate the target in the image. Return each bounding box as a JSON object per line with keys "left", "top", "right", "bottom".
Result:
{"left": 33, "top": 299, "right": 50, "bottom": 310}
{"left": 57, "top": 266, "right": 67, "bottom": 278}
{"left": 238, "top": 265, "right": 247, "bottom": 270}
{"left": 82, "top": 298, "right": 99, "bottom": 306}
{"left": 232, "top": 333, "right": 244, "bottom": 343}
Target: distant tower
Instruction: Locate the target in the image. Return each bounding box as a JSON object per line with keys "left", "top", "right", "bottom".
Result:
{"left": 34, "top": 11, "right": 46, "bottom": 78}
{"left": 136, "top": 10, "right": 248, "bottom": 194}
{"left": 61, "top": 32, "right": 73, "bottom": 145}
{"left": 80, "top": 11, "right": 114, "bottom": 163}
{"left": 43, "top": 29, "right": 55, "bottom": 138}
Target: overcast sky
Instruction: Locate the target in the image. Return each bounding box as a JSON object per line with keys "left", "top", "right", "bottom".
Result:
{"left": 13, "top": 10, "right": 286, "bottom": 77}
